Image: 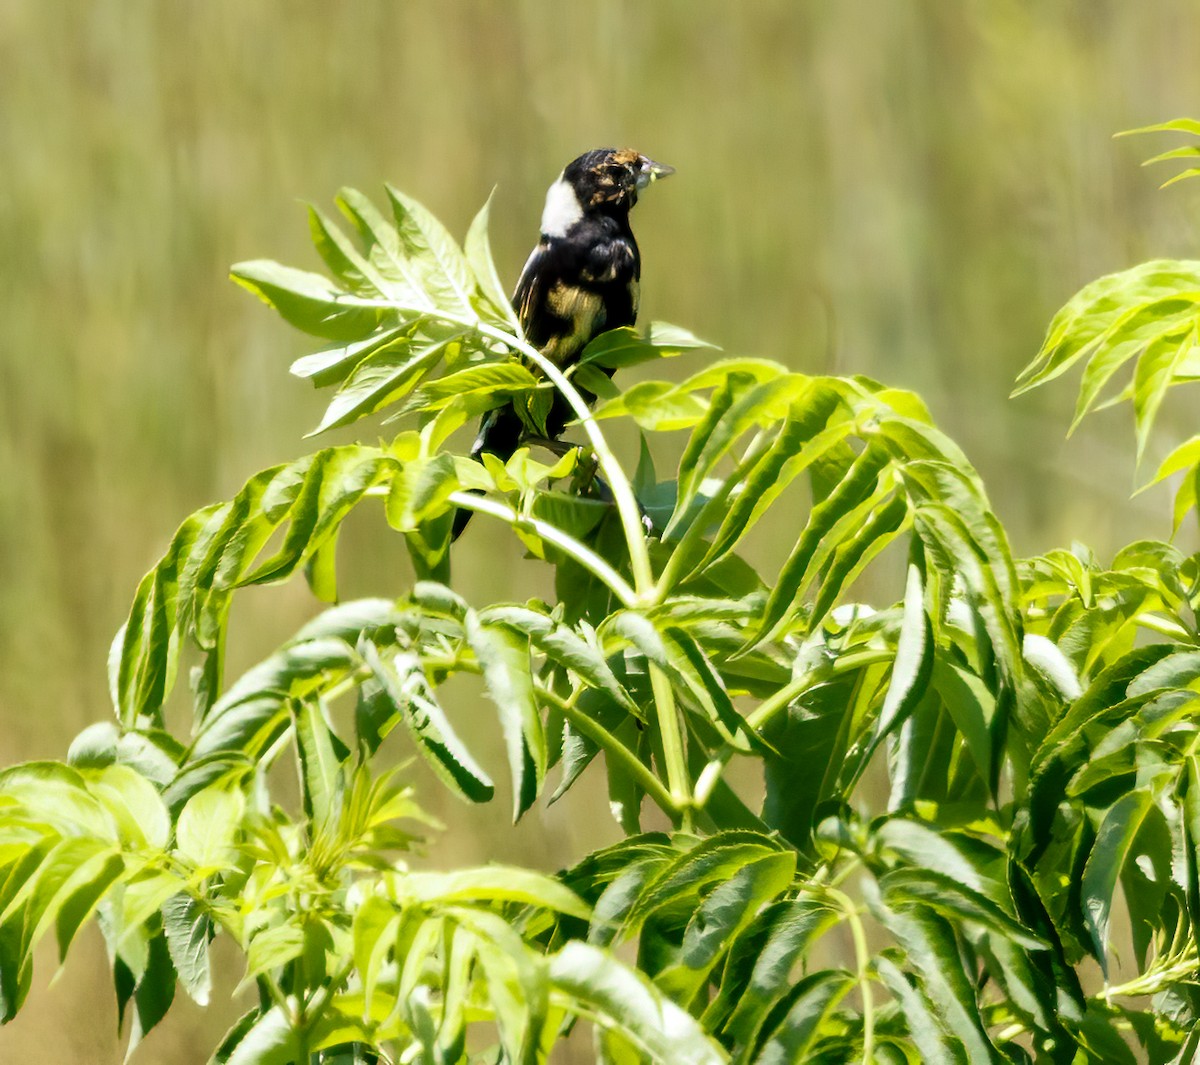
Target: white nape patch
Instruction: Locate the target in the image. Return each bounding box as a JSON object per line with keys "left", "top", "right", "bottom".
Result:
{"left": 540, "top": 175, "right": 583, "bottom": 237}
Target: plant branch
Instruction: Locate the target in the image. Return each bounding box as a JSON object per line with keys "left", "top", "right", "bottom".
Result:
{"left": 447, "top": 491, "right": 638, "bottom": 606}
{"left": 472, "top": 321, "right": 656, "bottom": 600}
{"left": 746, "top": 649, "right": 894, "bottom": 733}
{"left": 535, "top": 683, "right": 680, "bottom": 824}
{"left": 826, "top": 886, "right": 875, "bottom": 1063}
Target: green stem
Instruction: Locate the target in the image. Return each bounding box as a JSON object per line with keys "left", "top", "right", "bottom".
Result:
{"left": 695, "top": 650, "right": 892, "bottom": 812}
{"left": 258, "top": 973, "right": 290, "bottom": 1015}
{"left": 1102, "top": 948, "right": 1198, "bottom": 999}
{"left": 474, "top": 321, "right": 655, "bottom": 600}
{"left": 826, "top": 887, "right": 875, "bottom": 1063}
{"left": 536, "top": 683, "right": 680, "bottom": 824}
{"left": 351, "top": 307, "right": 653, "bottom": 596}
{"left": 319, "top": 664, "right": 372, "bottom": 706}
{"left": 649, "top": 664, "right": 692, "bottom": 826}
{"left": 448, "top": 491, "right": 638, "bottom": 605}
{"left": 746, "top": 649, "right": 894, "bottom": 733}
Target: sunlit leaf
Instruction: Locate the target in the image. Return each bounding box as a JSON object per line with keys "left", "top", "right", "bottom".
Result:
{"left": 175, "top": 783, "right": 245, "bottom": 872}
{"left": 362, "top": 642, "right": 494, "bottom": 803}
{"left": 547, "top": 942, "right": 725, "bottom": 1064}
{"left": 465, "top": 614, "right": 546, "bottom": 820}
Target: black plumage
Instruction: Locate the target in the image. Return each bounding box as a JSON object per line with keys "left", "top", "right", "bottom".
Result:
{"left": 452, "top": 148, "right": 673, "bottom": 539}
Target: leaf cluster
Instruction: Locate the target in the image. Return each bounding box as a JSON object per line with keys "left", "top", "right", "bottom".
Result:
{"left": 4, "top": 134, "right": 1200, "bottom": 1062}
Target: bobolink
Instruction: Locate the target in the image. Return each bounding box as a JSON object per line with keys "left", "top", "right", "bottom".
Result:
{"left": 452, "top": 147, "right": 673, "bottom": 539}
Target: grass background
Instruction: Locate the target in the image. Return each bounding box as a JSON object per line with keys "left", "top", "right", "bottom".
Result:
{"left": 2, "top": 1, "right": 1199, "bottom": 1058}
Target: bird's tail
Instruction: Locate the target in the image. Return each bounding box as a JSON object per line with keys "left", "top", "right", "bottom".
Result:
{"left": 450, "top": 405, "right": 525, "bottom": 540}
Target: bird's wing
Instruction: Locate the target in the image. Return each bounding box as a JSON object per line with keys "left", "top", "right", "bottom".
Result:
{"left": 512, "top": 242, "right": 551, "bottom": 338}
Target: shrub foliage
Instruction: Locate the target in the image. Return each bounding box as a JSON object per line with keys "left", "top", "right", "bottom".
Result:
{"left": 4, "top": 129, "right": 1200, "bottom": 1062}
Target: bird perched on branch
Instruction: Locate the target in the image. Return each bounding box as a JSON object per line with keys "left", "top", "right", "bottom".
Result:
{"left": 452, "top": 147, "right": 674, "bottom": 539}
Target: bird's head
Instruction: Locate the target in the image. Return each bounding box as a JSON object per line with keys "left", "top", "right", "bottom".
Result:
{"left": 540, "top": 147, "right": 674, "bottom": 237}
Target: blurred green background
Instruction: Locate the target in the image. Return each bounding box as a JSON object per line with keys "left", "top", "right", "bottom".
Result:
{"left": 3, "top": 1, "right": 1200, "bottom": 1058}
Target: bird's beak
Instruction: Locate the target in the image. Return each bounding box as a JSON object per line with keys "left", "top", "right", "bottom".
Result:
{"left": 636, "top": 156, "right": 675, "bottom": 189}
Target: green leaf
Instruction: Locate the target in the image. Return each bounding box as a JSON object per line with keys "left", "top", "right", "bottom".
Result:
{"left": 361, "top": 642, "right": 494, "bottom": 803}
{"left": 868, "top": 556, "right": 933, "bottom": 756}
{"left": 880, "top": 869, "right": 1045, "bottom": 949}
{"left": 1122, "top": 117, "right": 1200, "bottom": 138}
{"left": 624, "top": 832, "right": 788, "bottom": 933}
{"left": 11, "top": 837, "right": 121, "bottom": 959}
{"left": 307, "top": 204, "right": 392, "bottom": 296}
{"left": 209, "top": 1010, "right": 260, "bottom": 1064}
{"left": 606, "top": 733, "right": 645, "bottom": 835}
{"left": 465, "top": 190, "right": 520, "bottom": 330}
{"left": 162, "top": 893, "right": 212, "bottom": 1007}
{"left": 482, "top": 606, "right": 640, "bottom": 717}
{"left": 351, "top": 894, "right": 399, "bottom": 1017}
{"left": 411, "top": 580, "right": 470, "bottom": 621}
{"left": 1132, "top": 325, "right": 1197, "bottom": 460}
{"left": 577, "top": 321, "right": 716, "bottom": 370}
{"left": 245, "top": 923, "right": 306, "bottom": 980}
{"left": 230, "top": 260, "right": 386, "bottom": 341}
{"left": 335, "top": 186, "right": 432, "bottom": 308}
{"left": 932, "top": 659, "right": 997, "bottom": 790}
{"left": 53, "top": 853, "right": 126, "bottom": 964}
{"left": 751, "top": 969, "right": 856, "bottom": 1064}
{"left": 67, "top": 722, "right": 120, "bottom": 769}
{"left": 754, "top": 441, "right": 892, "bottom": 644}
{"left": 87, "top": 765, "right": 171, "bottom": 850}
{"left": 190, "top": 696, "right": 291, "bottom": 763}
{"left": 293, "top": 700, "right": 343, "bottom": 827}
{"left": 874, "top": 955, "right": 962, "bottom": 1065}
{"left": 762, "top": 674, "right": 862, "bottom": 849}
{"left": 713, "top": 897, "right": 840, "bottom": 1047}
{"left": 175, "top": 783, "right": 245, "bottom": 872}
{"left": 875, "top": 820, "right": 999, "bottom": 898}
{"left": 1013, "top": 259, "right": 1200, "bottom": 396}
{"left": 655, "top": 849, "right": 795, "bottom": 1002}
{"left": 305, "top": 529, "right": 340, "bottom": 603}
{"left": 1146, "top": 433, "right": 1200, "bottom": 487}
{"left": 807, "top": 491, "right": 910, "bottom": 630}
{"left": 661, "top": 626, "right": 750, "bottom": 747}
{"left": 311, "top": 327, "right": 462, "bottom": 434}
{"left": 394, "top": 362, "right": 538, "bottom": 418}
{"left": 116, "top": 447, "right": 400, "bottom": 725}
{"left": 695, "top": 390, "right": 856, "bottom": 576}
{"left": 403, "top": 866, "right": 590, "bottom": 919}
{"left": 671, "top": 372, "right": 811, "bottom": 535}
{"left": 1144, "top": 147, "right": 1200, "bottom": 166}
{"left": 225, "top": 1005, "right": 299, "bottom": 1065}
{"left": 0, "top": 762, "right": 112, "bottom": 837}
{"left": 465, "top": 613, "right": 547, "bottom": 821}
{"left": 386, "top": 185, "right": 478, "bottom": 318}
{"left": 593, "top": 359, "right": 787, "bottom": 431}
{"left": 1080, "top": 789, "right": 1155, "bottom": 973}
{"left": 243, "top": 449, "right": 396, "bottom": 585}
{"left": 871, "top": 900, "right": 1000, "bottom": 1063}
{"left": 123, "top": 926, "right": 177, "bottom": 1062}
{"left": 547, "top": 941, "right": 725, "bottom": 1064}
{"left": 290, "top": 326, "right": 409, "bottom": 388}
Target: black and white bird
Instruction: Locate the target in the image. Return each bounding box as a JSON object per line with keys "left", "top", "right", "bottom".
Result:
{"left": 452, "top": 147, "right": 673, "bottom": 539}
